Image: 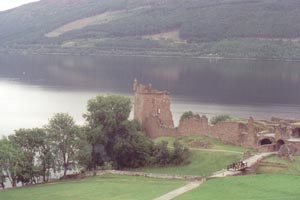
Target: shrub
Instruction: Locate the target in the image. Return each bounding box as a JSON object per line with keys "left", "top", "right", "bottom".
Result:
{"left": 180, "top": 111, "right": 195, "bottom": 121}
{"left": 171, "top": 141, "right": 191, "bottom": 165}
{"left": 210, "top": 115, "right": 231, "bottom": 125}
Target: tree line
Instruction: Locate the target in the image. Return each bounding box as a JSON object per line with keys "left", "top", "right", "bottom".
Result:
{"left": 0, "top": 95, "right": 190, "bottom": 188}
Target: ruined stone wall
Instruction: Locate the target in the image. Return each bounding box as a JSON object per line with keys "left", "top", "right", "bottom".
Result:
{"left": 143, "top": 115, "right": 178, "bottom": 138}
{"left": 177, "top": 115, "right": 209, "bottom": 136}
{"left": 286, "top": 141, "right": 300, "bottom": 155}
{"left": 209, "top": 121, "right": 247, "bottom": 145}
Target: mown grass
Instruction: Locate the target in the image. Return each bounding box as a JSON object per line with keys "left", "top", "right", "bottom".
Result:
{"left": 257, "top": 155, "right": 300, "bottom": 175}
{"left": 133, "top": 150, "right": 241, "bottom": 176}
{"left": 175, "top": 174, "right": 300, "bottom": 200}
{"left": 0, "top": 174, "right": 187, "bottom": 200}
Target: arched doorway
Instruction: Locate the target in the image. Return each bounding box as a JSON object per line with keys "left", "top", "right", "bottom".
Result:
{"left": 260, "top": 138, "right": 272, "bottom": 145}
{"left": 276, "top": 139, "right": 285, "bottom": 151}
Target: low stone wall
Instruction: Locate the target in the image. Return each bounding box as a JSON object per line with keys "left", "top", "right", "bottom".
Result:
{"left": 85, "top": 170, "right": 203, "bottom": 181}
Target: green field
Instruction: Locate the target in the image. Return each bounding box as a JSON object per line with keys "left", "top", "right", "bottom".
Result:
{"left": 175, "top": 175, "right": 300, "bottom": 200}
{"left": 0, "top": 174, "right": 187, "bottom": 200}
{"left": 133, "top": 150, "right": 241, "bottom": 176}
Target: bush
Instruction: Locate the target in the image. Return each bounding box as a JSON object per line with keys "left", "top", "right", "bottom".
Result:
{"left": 171, "top": 141, "right": 191, "bottom": 165}
{"left": 180, "top": 111, "right": 195, "bottom": 121}
{"left": 210, "top": 115, "right": 231, "bottom": 125}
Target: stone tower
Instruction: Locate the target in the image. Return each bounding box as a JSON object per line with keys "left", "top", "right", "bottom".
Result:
{"left": 133, "top": 79, "right": 174, "bottom": 130}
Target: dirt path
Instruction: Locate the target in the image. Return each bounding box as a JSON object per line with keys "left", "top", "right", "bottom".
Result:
{"left": 153, "top": 180, "right": 204, "bottom": 200}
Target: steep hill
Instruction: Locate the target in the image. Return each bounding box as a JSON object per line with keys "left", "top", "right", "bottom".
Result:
{"left": 1, "top": 0, "right": 300, "bottom": 59}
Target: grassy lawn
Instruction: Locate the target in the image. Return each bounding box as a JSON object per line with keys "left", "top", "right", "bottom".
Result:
{"left": 175, "top": 174, "right": 300, "bottom": 200}
{"left": 0, "top": 174, "right": 187, "bottom": 200}
{"left": 257, "top": 155, "right": 300, "bottom": 175}
{"left": 154, "top": 136, "right": 254, "bottom": 153}
{"left": 133, "top": 150, "right": 242, "bottom": 176}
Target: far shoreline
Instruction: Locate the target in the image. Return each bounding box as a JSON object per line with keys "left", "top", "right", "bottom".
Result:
{"left": 2, "top": 48, "right": 300, "bottom": 62}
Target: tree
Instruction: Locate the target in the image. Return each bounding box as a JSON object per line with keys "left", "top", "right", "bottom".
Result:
{"left": 84, "top": 95, "right": 132, "bottom": 169}
{"left": 0, "top": 138, "right": 23, "bottom": 187}
{"left": 112, "top": 121, "right": 153, "bottom": 168}
{"left": 46, "top": 113, "right": 80, "bottom": 178}
{"left": 9, "top": 128, "right": 47, "bottom": 184}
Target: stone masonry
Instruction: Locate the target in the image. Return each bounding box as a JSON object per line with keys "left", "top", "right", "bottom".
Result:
{"left": 133, "top": 80, "right": 300, "bottom": 155}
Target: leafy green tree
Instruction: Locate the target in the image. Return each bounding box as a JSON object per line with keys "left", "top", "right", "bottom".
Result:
{"left": 75, "top": 126, "right": 93, "bottom": 170}
{"left": 84, "top": 95, "right": 132, "bottom": 169}
{"left": 112, "top": 121, "right": 153, "bottom": 168}
{"left": 9, "top": 128, "right": 46, "bottom": 184}
{"left": 46, "top": 113, "right": 80, "bottom": 178}
{"left": 0, "top": 138, "right": 23, "bottom": 187}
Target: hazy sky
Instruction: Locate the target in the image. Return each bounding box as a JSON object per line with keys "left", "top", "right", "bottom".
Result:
{"left": 0, "top": 0, "right": 40, "bottom": 11}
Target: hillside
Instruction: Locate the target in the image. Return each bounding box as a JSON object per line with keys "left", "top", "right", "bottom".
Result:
{"left": 2, "top": 0, "right": 300, "bottom": 59}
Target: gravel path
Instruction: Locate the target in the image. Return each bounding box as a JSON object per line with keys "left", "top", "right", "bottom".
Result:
{"left": 153, "top": 180, "right": 204, "bottom": 200}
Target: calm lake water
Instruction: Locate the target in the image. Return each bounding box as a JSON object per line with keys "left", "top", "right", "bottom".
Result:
{"left": 1, "top": 54, "right": 300, "bottom": 137}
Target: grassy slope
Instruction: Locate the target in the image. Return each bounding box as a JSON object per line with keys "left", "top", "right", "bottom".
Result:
{"left": 133, "top": 150, "right": 241, "bottom": 176}
{"left": 175, "top": 174, "right": 300, "bottom": 200}
{"left": 0, "top": 174, "right": 187, "bottom": 200}
{"left": 154, "top": 135, "right": 254, "bottom": 152}
{"left": 257, "top": 155, "right": 300, "bottom": 175}
{"left": 131, "top": 136, "right": 244, "bottom": 176}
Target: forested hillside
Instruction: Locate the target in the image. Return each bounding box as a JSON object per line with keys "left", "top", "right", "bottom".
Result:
{"left": 1, "top": 0, "right": 300, "bottom": 59}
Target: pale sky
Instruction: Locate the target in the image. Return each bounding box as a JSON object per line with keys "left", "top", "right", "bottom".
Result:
{"left": 0, "top": 0, "right": 40, "bottom": 11}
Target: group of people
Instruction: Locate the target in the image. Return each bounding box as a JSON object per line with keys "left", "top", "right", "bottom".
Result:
{"left": 227, "top": 161, "right": 247, "bottom": 171}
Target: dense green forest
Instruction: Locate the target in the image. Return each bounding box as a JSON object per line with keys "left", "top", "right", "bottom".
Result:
{"left": 1, "top": 0, "right": 300, "bottom": 59}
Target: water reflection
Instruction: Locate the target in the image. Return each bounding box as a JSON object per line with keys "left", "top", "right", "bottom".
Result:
{"left": 0, "top": 55, "right": 300, "bottom": 136}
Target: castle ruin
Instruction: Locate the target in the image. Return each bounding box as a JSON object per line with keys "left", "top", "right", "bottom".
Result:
{"left": 133, "top": 80, "right": 300, "bottom": 155}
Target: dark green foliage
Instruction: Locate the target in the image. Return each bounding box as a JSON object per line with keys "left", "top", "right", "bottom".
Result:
{"left": 84, "top": 95, "right": 190, "bottom": 169}
{"left": 180, "top": 111, "right": 195, "bottom": 121}
{"left": 210, "top": 115, "right": 232, "bottom": 125}
{"left": 153, "top": 141, "right": 172, "bottom": 166}
{"left": 171, "top": 141, "right": 190, "bottom": 165}
{"left": 153, "top": 141, "right": 190, "bottom": 166}
{"left": 2, "top": 0, "right": 300, "bottom": 58}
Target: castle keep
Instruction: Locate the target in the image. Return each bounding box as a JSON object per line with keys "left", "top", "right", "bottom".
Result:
{"left": 133, "top": 80, "right": 300, "bottom": 155}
